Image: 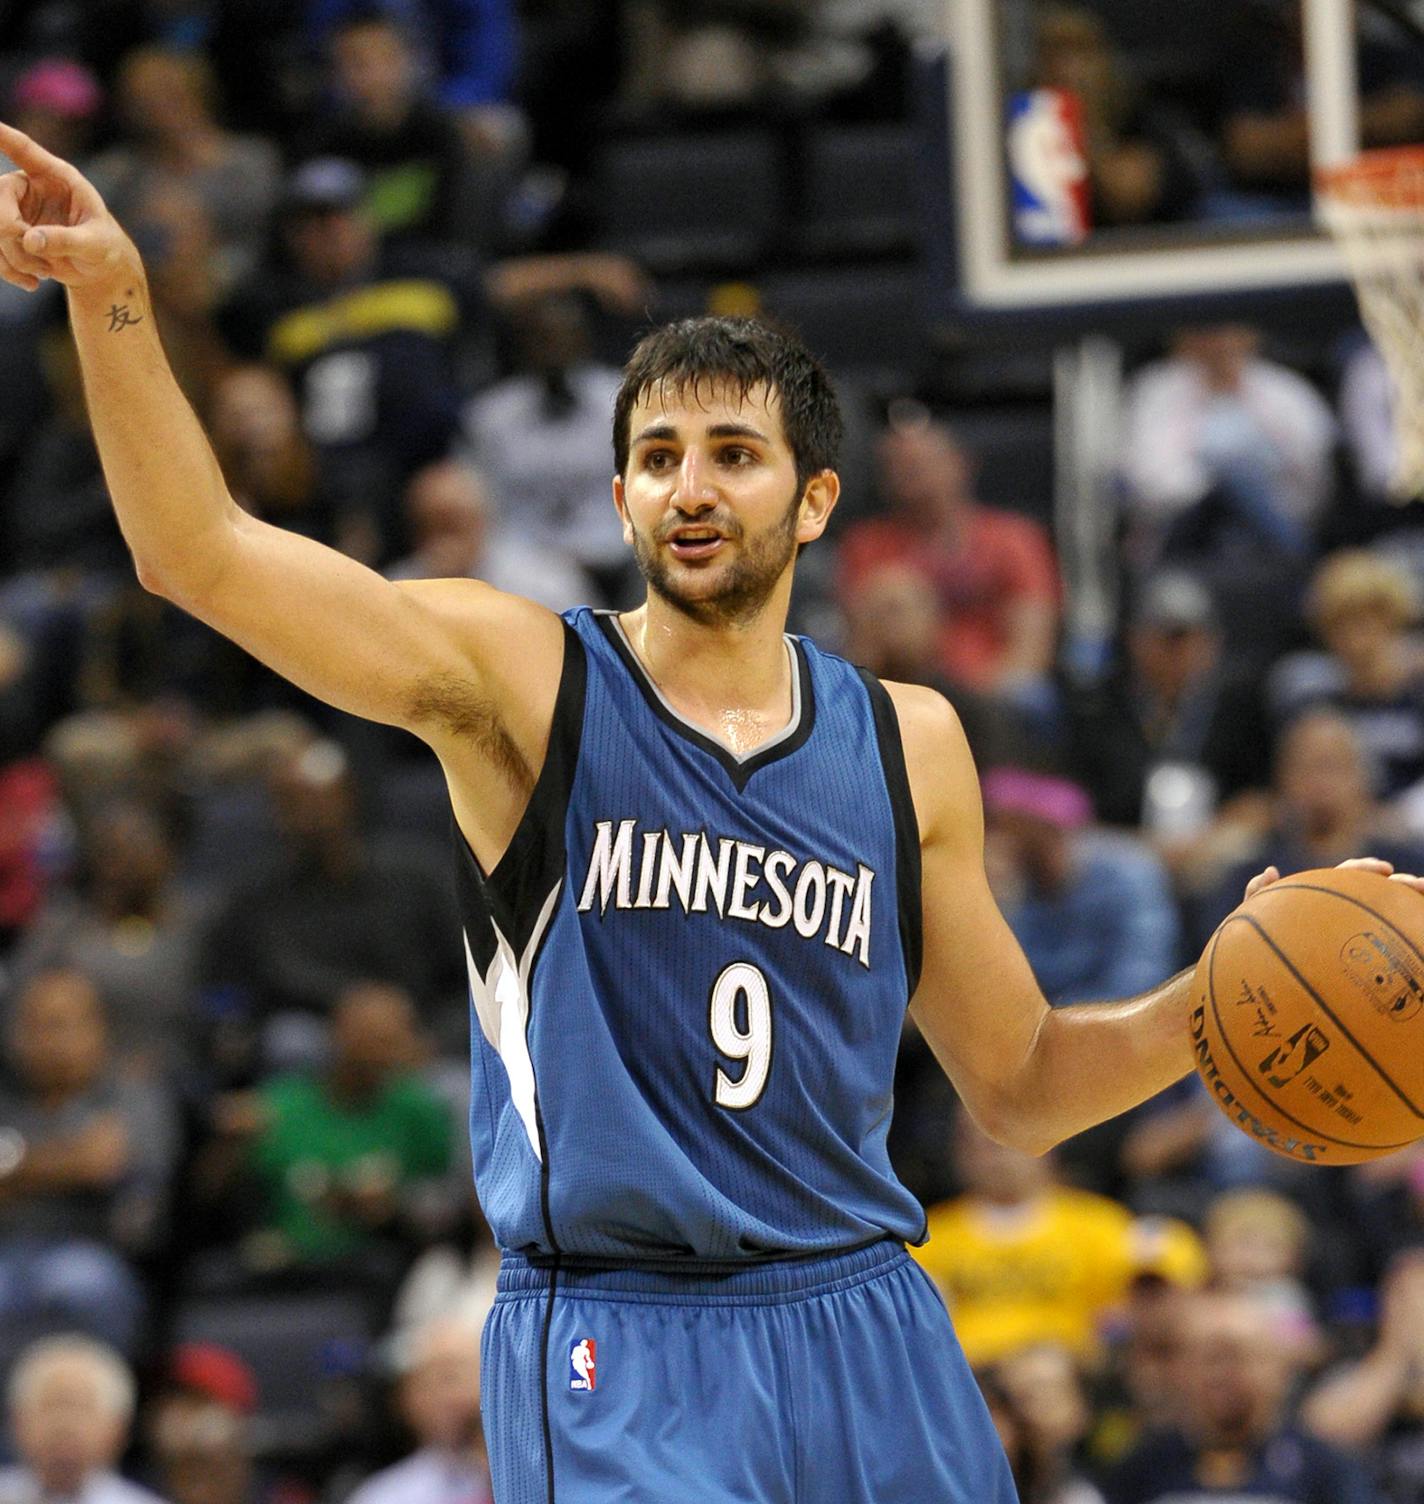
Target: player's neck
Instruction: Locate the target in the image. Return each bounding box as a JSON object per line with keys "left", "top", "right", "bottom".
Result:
{"left": 621, "top": 589, "right": 796, "bottom": 752}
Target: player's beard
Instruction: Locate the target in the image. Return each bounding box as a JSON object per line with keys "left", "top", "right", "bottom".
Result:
{"left": 632, "top": 488, "right": 802, "bottom": 628}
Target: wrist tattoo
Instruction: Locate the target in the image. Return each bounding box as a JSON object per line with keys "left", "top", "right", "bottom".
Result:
{"left": 105, "top": 300, "right": 143, "bottom": 333}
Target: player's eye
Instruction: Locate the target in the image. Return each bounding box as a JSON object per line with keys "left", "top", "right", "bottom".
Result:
{"left": 644, "top": 449, "right": 676, "bottom": 471}
{"left": 720, "top": 447, "right": 754, "bottom": 466}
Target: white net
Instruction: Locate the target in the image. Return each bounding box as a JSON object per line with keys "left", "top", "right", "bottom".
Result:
{"left": 1318, "top": 148, "right": 1424, "bottom": 501}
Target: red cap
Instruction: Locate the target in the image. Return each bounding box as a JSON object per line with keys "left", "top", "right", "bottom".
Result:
{"left": 167, "top": 1343, "right": 259, "bottom": 1414}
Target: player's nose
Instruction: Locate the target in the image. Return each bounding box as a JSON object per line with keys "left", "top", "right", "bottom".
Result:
{"left": 673, "top": 448, "right": 718, "bottom": 511}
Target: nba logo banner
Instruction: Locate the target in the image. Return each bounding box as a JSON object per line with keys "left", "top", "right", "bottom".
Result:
{"left": 1005, "top": 89, "right": 1091, "bottom": 246}
{"left": 569, "top": 1338, "right": 597, "bottom": 1392}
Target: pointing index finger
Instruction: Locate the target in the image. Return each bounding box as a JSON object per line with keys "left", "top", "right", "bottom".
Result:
{"left": 0, "top": 119, "right": 79, "bottom": 182}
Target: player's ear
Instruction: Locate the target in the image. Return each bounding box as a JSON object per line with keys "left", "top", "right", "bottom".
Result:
{"left": 612, "top": 474, "right": 634, "bottom": 545}
{"left": 795, "top": 470, "right": 840, "bottom": 545}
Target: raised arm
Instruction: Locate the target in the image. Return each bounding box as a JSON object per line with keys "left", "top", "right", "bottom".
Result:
{"left": 0, "top": 124, "right": 565, "bottom": 861}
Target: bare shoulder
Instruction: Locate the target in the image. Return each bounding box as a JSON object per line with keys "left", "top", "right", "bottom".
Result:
{"left": 877, "top": 678, "right": 980, "bottom": 846}
{"left": 395, "top": 575, "right": 567, "bottom": 691}
{"left": 878, "top": 678, "right": 963, "bottom": 739}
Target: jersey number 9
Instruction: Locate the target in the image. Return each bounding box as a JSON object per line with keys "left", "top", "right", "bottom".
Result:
{"left": 710, "top": 962, "right": 773, "bottom": 1111}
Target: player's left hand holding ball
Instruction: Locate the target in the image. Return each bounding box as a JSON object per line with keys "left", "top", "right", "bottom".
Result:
{"left": 0, "top": 120, "right": 136, "bottom": 293}
{"left": 1197, "top": 855, "right": 1424, "bottom": 1166}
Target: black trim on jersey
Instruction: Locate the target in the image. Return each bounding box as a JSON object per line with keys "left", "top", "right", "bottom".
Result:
{"left": 856, "top": 669, "right": 924, "bottom": 998}
{"left": 453, "top": 619, "right": 588, "bottom": 953}
{"left": 449, "top": 634, "right": 586, "bottom": 1504}
{"left": 592, "top": 611, "right": 815, "bottom": 792}
{"left": 524, "top": 1231, "right": 894, "bottom": 1276}
{"left": 453, "top": 619, "right": 588, "bottom": 1263}
{"left": 539, "top": 1261, "right": 560, "bottom": 1504}
{"left": 532, "top": 1069, "right": 560, "bottom": 1269}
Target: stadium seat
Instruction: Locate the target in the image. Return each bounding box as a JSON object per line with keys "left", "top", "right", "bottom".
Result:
{"left": 180, "top": 781, "right": 280, "bottom": 886}
{"left": 794, "top": 124, "right": 919, "bottom": 259}
{"left": 758, "top": 263, "right": 927, "bottom": 384}
{"left": 950, "top": 405, "right": 1057, "bottom": 525}
{"left": 592, "top": 130, "right": 785, "bottom": 275}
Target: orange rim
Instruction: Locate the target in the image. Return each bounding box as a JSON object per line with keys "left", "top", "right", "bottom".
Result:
{"left": 1317, "top": 146, "right": 1424, "bottom": 209}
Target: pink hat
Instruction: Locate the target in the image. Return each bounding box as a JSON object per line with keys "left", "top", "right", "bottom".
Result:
{"left": 982, "top": 767, "right": 1093, "bottom": 830}
{"left": 12, "top": 59, "right": 103, "bottom": 120}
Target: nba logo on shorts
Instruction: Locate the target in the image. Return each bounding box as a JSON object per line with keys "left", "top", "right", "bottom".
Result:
{"left": 569, "top": 1338, "right": 597, "bottom": 1392}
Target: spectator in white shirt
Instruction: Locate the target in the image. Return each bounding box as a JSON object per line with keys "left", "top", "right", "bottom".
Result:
{"left": 1119, "top": 325, "right": 1336, "bottom": 568}
{"left": 0, "top": 1336, "right": 165, "bottom": 1504}
{"left": 384, "top": 459, "right": 594, "bottom": 612}
{"left": 346, "top": 1317, "right": 491, "bottom": 1504}
{"left": 462, "top": 294, "right": 630, "bottom": 603}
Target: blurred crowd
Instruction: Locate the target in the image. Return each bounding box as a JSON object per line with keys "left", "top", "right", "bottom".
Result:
{"left": 5, "top": 3, "right": 1424, "bottom": 1504}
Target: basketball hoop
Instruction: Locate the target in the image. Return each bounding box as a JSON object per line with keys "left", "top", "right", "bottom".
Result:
{"left": 1317, "top": 146, "right": 1424, "bottom": 501}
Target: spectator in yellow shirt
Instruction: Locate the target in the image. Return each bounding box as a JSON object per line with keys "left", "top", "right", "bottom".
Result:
{"left": 913, "top": 1107, "right": 1204, "bottom": 1367}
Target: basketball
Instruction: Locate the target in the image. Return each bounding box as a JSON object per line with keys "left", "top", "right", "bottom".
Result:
{"left": 1190, "top": 868, "right": 1424, "bottom": 1165}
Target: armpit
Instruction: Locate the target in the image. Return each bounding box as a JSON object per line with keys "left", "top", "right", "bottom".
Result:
{"left": 407, "top": 671, "right": 535, "bottom": 794}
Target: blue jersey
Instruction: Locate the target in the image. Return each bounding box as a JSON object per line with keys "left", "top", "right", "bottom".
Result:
{"left": 455, "top": 606, "right": 926, "bottom": 1263}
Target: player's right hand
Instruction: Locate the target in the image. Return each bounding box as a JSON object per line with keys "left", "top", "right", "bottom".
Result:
{"left": 1242, "top": 856, "right": 1424, "bottom": 904}
{"left": 0, "top": 120, "right": 136, "bottom": 293}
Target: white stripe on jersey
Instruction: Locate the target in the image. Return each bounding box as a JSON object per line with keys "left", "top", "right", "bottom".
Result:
{"left": 463, "top": 878, "right": 563, "bottom": 1162}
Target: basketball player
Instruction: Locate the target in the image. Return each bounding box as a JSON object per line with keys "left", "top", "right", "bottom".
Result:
{"left": 0, "top": 124, "right": 1414, "bottom": 1502}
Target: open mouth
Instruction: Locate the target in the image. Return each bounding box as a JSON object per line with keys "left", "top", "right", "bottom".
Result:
{"left": 667, "top": 530, "right": 725, "bottom": 561}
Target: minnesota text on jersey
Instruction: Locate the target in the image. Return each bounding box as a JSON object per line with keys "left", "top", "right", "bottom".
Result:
{"left": 576, "top": 819, "right": 875, "bottom": 968}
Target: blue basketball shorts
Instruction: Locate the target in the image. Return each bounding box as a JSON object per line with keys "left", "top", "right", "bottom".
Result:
{"left": 481, "top": 1238, "right": 1017, "bottom": 1503}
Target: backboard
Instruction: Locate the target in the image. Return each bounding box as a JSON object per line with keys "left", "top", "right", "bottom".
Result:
{"left": 933, "top": 0, "right": 1406, "bottom": 322}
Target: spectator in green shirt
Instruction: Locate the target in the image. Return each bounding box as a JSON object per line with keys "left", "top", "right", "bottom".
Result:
{"left": 240, "top": 980, "right": 454, "bottom": 1266}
